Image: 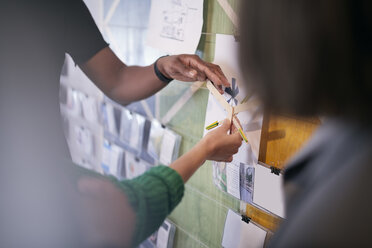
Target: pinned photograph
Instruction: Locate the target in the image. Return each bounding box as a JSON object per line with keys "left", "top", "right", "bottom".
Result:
{"left": 240, "top": 163, "right": 255, "bottom": 203}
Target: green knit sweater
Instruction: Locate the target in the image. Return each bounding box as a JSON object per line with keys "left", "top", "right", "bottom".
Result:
{"left": 110, "top": 166, "right": 184, "bottom": 247}
{"left": 73, "top": 165, "right": 184, "bottom": 247}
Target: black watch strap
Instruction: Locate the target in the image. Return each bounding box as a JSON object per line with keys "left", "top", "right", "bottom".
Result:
{"left": 154, "top": 55, "right": 173, "bottom": 84}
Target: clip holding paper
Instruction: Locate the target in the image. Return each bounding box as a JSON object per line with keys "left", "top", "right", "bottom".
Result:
{"left": 241, "top": 215, "right": 251, "bottom": 224}
{"left": 270, "top": 166, "right": 281, "bottom": 176}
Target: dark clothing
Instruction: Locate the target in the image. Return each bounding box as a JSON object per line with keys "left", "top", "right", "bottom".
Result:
{"left": 0, "top": 1, "right": 108, "bottom": 247}
{"left": 270, "top": 119, "right": 372, "bottom": 247}
{"left": 0, "top": 1, "right": 186, "bottom": 247}
{"left": 0, "top": 0, "right": 108, "bottom": 165}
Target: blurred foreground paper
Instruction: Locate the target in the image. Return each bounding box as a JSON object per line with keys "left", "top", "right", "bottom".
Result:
{"left": 146, "top": 0, "right": 204, "bottom": 54}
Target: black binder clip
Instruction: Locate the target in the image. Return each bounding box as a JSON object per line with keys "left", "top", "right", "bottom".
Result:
{"left": 241, "top": 215, "right": 251, "bottom": 224}
{"left": 270, "top": 166, "right": 281, "bottom": 176}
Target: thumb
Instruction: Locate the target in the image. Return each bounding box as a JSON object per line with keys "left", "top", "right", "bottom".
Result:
{"left": 220, "top": 119, "right": 232, "bottom": 131}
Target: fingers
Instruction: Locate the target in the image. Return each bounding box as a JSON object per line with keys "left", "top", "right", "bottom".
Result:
{"left": 226, "top": 156, "right": 233, "bottom": 162}
{"left": 207, "top": 62, "right": 230, "bottom": 87}
{"left": 178, "top": 55, "right": 230, "bottom": 91}
{"left": 231, "top": 131, "right": 243, "bottom": 145}
{"left": 219, "top": 155, "right": 234, "bottom": 163}
{"left": 216, "top": 120, "right": 242, "bottom": 148}
{"left": 231, "top": 118, "right": 241, "bottom": 134}
{"left": 231, "top": 123, "right": 237, "bottom": 134}
{"left": 196, "top": 71, "right": 207, "bottom": 82}
{"left": 171, "top": 60, "right": 199, "bottom": 81}
{"left": 225, "top": 132, "right": 243, "bottom": 151}
{"left": 219, "top": 118, "right": 232, "bottom": 132}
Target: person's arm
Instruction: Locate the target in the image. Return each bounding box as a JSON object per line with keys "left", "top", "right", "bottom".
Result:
{"left": 80, "top": 47, "right": 230, "bottom": 105}
{"left": 170, "top": 119, "right": 242, "bottom": 182}
{"left": 76, "top": 119, "right": 242, "bottom": 247}
{"left": 117, "top": 119, "right": 241, "bottom": 246}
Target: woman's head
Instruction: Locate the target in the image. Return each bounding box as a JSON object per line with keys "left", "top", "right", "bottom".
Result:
{"left": 239, "top": 0, "right": 371, "bottom": 121}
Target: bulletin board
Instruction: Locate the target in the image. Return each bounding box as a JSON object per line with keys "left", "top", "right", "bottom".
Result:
{"left": 157, "top": 1, "right": 245, "bottom": 247}
{"left": 88, "top": 0, "right": 319, "bottom": 247}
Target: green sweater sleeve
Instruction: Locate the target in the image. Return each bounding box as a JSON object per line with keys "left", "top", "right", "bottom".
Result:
{"left": 110, "top": 165, "right": 185, "bottom": 247}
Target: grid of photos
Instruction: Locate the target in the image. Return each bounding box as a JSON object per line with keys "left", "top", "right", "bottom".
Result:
{"left": 60, "top": 84, "right": 182, "bottom": 180}
{"left": 101, "top": 97, "right": 182, "bottom": 179}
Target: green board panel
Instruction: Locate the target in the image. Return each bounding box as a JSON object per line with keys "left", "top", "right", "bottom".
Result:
{"left": 157, "top": 1, "right": 240, "bottom": 247}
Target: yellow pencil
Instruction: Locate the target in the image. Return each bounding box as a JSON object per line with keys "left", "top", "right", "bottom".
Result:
{"left": 238, "top": 128, "right": 248, "bottom": 143}
{"left": 206, "top": 119, "right": 249, "bottom": 143}
{"left": 205, "top": 120, "right": 221, "bottom": 130}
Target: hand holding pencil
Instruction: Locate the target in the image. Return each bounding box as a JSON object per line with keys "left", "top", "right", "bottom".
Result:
{"left": 206, "top": 117, "right": 248, "bottom": 143}
{"left": 202, "top": 119, "right": 242, "bottom": 162}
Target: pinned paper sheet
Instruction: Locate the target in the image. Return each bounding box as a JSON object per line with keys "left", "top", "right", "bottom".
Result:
{"left": 159, "top": 129, "right": 177, "bottom": 165}
{"left": 226, "top": 163, "right": 240, "bottom": 199}
{"left": 74, "top": 126, "right": 94, "bottom": 156}
{"left": 253, "top": 165, "right": 285, "bottom": 218}
{"left": 125, "top": 152, "right": 147, "bottom": 179}
{"left": 146, "top": 0, "right": 204, "bottom": 54}
{"left": 66, "top": 88, "right": 82, "bottom": 117}
{"left": 222, "top": 209, "right": 267, "bottom": 248}
{"left": 148, "top": 120, "right": 166, "bottom": 161}
{"left": 129, "top": 114, "right": 145, "bottom": 150}
{"left": 156, "top": 220, "right": 175, "bottom": 248}
{"left": 80, "top": 94, "right": 98, "bottom": 123}
{"left": 103, "top": 103, "right": 118, "bottom": 135}
{"left": 101, "top": 141, "right": 123, "bottom": 176}
{"left": 240, "top": 163, "right": 255, "bottom": 203}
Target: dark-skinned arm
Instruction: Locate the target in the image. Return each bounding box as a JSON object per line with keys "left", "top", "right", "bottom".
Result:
{"left": 80, "top": 47, "right": 230, "bottom": 105}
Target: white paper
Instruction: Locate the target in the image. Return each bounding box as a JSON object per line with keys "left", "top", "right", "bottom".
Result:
{"left": 226, "top": 163, "right": 240, "bottom": 199}
{"left": 120, "top": 109, "right": 134, "bottom": 145}
{"left": 80, "top": 94, "right": 98, "bottom": 123}
{"left": 74, "top": 126, "right": 94, "bottom": 156}
{"left": 222, "top": 209, "right": 267, "bottom": 248}
{"left": 156, "top": 221, "right": 171, "bottom": 248}
{"left": 103, "top": 103, "right": 117, "bottom": 135}
{"left": 129, "top": 116, "right": 141, "bottom": 149}
{"left": 204, "top": 34, "right": 263, "bottom": 166}
{"left": 148, "top": 120, "right": 165, "bottom": 161}
{"left": 146, "top": 0, "right": 204, "bottom": 54}
{"left": 159, "top": 129, "right": 177, "bottom": 165}
{"left": 125, "top": 153, "right": 147, "bottom": 179}
{"left": 253, "top": 165, "right": 285, "bottom": 218}
{"left": 101, "top": 142, "right": 122, "bottom": 176}
{"left": 66, "top": 88, "right": 82, "bottom": 116}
